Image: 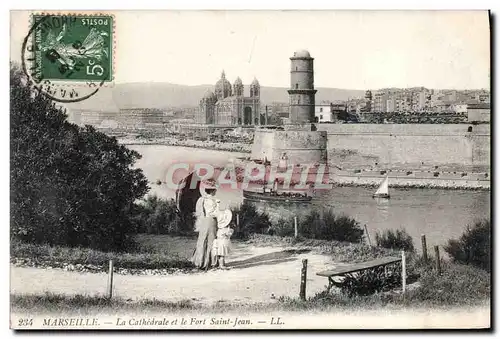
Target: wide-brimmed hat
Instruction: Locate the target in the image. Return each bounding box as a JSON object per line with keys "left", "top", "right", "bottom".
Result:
{"left": 217, "top": 209, "right": 232, "bottom": 228}
{"left": 199, "top": 178, "right": 218, "bottom": 196}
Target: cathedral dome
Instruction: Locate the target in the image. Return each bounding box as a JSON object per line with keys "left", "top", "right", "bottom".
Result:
{"left": 293, "top": 49, "right": 311, "bottom": 58}
{"left": 251, "top": 77, "right": 260, "bottom": 86}
{"left": 203, "top": 90, "right": 216, "bottom": 100}
{"left": 215, "top": 70, "right": 232, "bottom": 99}
{"left": 234, "top": 77, "right": 243, "bottom": 85}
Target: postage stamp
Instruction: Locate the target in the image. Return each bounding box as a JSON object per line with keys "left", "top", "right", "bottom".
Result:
{"left": 20, "top": 12, "right": 114, "bottom": 103}
{"left": 32, "top": 14, "right": 113, "bottom": 82}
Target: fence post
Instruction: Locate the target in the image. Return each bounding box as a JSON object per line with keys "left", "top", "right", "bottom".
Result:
{"left": 300, "top": 259, "right": 308, "bottom": 301}
{"left": 107, "top": 259, "right": 114, "bottom": 299}
{"left": 401, "top": 250, "right": 406, "bottom": 294}
{"left": 294, "top": 216, "right": 298, "bottom": 238}
{"left": 434, "top": 246, "right": 441, "bottom": 275}
{"left": 421, "top": 234, "right": 428, "bottom": 262}
{"left": 364, "top": 224, "right": 372, "bottom": 246}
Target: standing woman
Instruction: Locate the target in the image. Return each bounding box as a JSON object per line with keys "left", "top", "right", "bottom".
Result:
{"left": 191, "top": 180, "right": 219, "bottom": 271}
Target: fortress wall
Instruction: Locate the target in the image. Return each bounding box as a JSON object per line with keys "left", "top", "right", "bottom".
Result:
{"left": 251, "top": 129, "right": 275, "bottom": 162}
{"left": 332, "top": 173, "right": 490, "bottom": 189}
{"left": 317, "top": 124, "right": 490, "bottom": 168}
{"left": 273, "top": 130, "right": 327, "bottom": 164}
{"left": 471, "top": 132, "right": 491, "bottom": 168}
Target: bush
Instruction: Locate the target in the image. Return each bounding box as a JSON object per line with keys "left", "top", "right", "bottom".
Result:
{"left": 133, "top": 196, "right": 190, "bottom": 235}
{"left": 299, "top": 209, "right": 364, "bottom": 243}
{"left": 269, "top": 217, "right": 295, "bottom": 237}
{"left": 375, "top": 229, "right": 415, "bottom": 252}
{"left": 231, "top": 202, "right": 272, "bottom": 239}
{"left": 10, "top": 65, "right": 148, "bottom": 251}
{"left": 444, "top": 219, "right": 490, "bottom": 272}
{"left": 340, "top": 264, "right": 402, "bottom": 297}
{"left": 405, "top": 260, "right": 490, "bottom": 305}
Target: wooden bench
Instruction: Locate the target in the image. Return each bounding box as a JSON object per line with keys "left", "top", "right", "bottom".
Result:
{"left": 316, "top": 256, "right": 402, "bottom": 292}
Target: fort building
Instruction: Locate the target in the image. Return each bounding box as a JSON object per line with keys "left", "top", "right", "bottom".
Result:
{"left": 251, "top": 50, "right": 328, "bottom": 166}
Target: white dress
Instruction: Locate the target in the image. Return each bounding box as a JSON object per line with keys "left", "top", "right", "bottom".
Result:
{"left": 212, "top": 227, "right": 233, "bottom": 257}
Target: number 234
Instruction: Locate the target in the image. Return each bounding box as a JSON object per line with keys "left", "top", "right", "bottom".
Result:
{"left": 18, "top": 318, "right": 33, "bottom": 326}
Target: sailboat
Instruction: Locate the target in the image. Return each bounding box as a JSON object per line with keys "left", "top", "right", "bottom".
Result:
{"left": 373, "top": 175, "right": 390, "bottom": 199}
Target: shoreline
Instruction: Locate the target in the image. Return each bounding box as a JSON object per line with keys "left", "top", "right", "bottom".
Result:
{"left": 118, "top": 138, "right": 251, "bottom": 153}
{"left": 329, "top": 181, "right": 490, "bottom": 191}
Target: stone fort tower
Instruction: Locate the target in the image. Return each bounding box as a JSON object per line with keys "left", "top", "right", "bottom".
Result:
{"left": 288, "top": 50, "right": 317, "bottom": 124}
{"left": 251, "top": 49, "right": 328, "bottom": 168}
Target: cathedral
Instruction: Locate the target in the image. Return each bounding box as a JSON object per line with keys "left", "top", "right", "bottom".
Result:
{"left": 196, "top": 71, "right": 261, "bottom": 125}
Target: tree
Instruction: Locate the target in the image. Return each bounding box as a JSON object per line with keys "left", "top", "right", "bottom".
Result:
{"left": 10, "top": 65, "right": 149, "bottom": 251}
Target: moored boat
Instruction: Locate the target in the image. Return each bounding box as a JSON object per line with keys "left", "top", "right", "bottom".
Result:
{"left": 243, "top": 189, "right": 312, "bottom": 203}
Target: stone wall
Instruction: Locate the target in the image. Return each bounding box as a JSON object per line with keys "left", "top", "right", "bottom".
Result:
{"left": 332, "top": 170, "right": 490, "bottom": 189}
{"left": 251, "top": 129, "right": 327, "bottom": 165}
{"left": 317, "top": 124, "right": 490, "bottom": 170}
{"left": 251, "top": 129, "right": 276, "bottom": 161}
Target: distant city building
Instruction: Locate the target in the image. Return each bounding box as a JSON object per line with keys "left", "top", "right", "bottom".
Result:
{"left": 386, "top": 98, "right": 396, "bottom": 113}
{"left": 452, "top": 104, "right": 468, "bottom": 114}
{"left": 368, "top": 87, "right": 489, "bottom": 114}
{"left": 314, "top": 102, "right": 335, "bottom": 123}
{"left": 197, "top": 71, "right": 261, "bottom": 126}
{"left": 118, "top": 108, "right": 164, "bottom": 129}
{"left": 373, "top": 91, "right": 389, "bottom": 112}
{"left": 434, "top": 101, "right": 454, "bottom": 113}
{"left": 70, "top": 109, "right": 118, "bottom": 128}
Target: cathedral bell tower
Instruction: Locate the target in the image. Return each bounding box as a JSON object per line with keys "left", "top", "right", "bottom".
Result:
{"left": 250, "top": 77, "right": 260, "bottom": 97}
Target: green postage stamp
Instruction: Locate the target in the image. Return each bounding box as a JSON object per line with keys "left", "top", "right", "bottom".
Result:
{"left": 31, "top": 14, "right": 113, "bottom": 82}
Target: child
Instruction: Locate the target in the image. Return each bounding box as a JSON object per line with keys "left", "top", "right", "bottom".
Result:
{"left": 212, "top": 209, "right": 234, "bottom": 269}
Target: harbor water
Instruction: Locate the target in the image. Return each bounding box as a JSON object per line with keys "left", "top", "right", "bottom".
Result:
{"left": 129, "top": 144, "right": 491, "bottom": 249}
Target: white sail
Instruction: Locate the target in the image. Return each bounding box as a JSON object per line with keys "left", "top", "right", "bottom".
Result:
{"left": 374, "top": 176, "right": 389, "bottom": 195}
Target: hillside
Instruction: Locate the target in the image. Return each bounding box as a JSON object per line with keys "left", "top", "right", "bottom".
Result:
{"left": 63, "top": 82, "right": 365, "bottom": 112}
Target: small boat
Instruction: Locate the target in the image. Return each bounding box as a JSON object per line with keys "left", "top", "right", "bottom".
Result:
{"left": 373, "top": 175, "right": 390, "bottom": 199}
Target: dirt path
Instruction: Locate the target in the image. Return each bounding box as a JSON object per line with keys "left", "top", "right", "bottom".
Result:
{"left": 11, "top": 243, "right": 337, "bottom": 304}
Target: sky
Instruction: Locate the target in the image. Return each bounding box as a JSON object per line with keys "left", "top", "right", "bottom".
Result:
{"left": 10, "top": 10, "right": 490, "bottom": 90}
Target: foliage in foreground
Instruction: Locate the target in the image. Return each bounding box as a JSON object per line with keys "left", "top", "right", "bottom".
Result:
{"left": 11, "top": 293, "right": 196, "bottom": 313}
{"left": 286, "top": 259, "right": 490, "bottom": 308}
{"left": 296, "top": 209, "right": 364, "bottom": 243}
{"left": 230, "top": 202, "right": 272, "bottom": 239}
{"left": 339, "top": 265, "right": 403, "bottom": 297}
{"left": 11, "top": 239, "right": 192, "bottom": 270}
{"left": 131, "top": 196, "right": 365, "bottom": 244}
{"left": 10, "top": 65, "right": 149, "bottom": 251}
{"left": 133, "top": 195, "right": 192, "bottom": 235}
{"left": 375, "top": 229, "right": 415, "bottom": 252}
{"left": 444, "top": 219, "right": 490, "bottom": 272}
